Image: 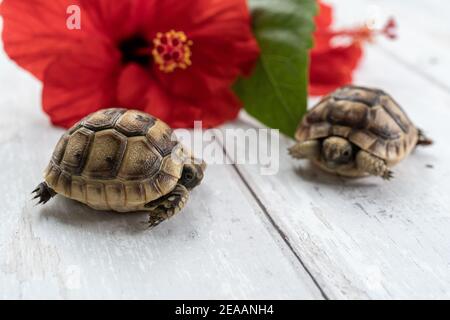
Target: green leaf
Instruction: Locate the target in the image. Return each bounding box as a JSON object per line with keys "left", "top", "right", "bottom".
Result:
{"left": 234, "top": 0, "right": 317, "bottom": 137}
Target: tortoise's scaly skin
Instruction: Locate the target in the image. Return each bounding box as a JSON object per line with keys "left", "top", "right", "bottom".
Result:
{"left": 43, "top": 108, "right": 184, "bottom": 212}
{"left": 293, "top": 85, "right": 427, "bottom": 178}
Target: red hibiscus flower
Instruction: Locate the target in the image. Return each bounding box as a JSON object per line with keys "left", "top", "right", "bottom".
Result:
{"left": 0, "top": 0, "right": 259, "bottom": 128}
{"left": 309, "top": 1, "right": 397, "bottom": 96}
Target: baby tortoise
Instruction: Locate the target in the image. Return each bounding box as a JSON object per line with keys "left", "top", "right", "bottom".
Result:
{"left": 33, "top": 108, "right": 206, "bottom": 227}
{"left": 289, "top": 85, "right": 432, "bottom": 179}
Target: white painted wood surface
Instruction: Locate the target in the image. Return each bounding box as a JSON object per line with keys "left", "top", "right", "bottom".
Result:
{"left": 1, "top": 1, "right": 450, "bottom": 299}
{"left": 330, "top": 0, "right": 450, "bottom": 92}
{"left": 0, "top": 23, "right": 322, "bottom": 300}
{"left": 221, "top": 1, "right": 450, "bottom": 299}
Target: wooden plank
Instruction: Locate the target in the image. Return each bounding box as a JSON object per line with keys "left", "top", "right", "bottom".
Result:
{"left": 327, "top": 0, "right": 450, "bottom": 91}
{"left": 0, "top": 49, "right": 323, "bottom": 299}
{"left": 222, "top": 45, "right": 450, "bottom": 299}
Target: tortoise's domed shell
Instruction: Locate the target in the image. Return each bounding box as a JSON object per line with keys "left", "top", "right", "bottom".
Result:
{"left": 44, "top": 109, "right": 184, "bottom": 212}
{"left": 295, "top": 86, "right": 419, "bottom": 164}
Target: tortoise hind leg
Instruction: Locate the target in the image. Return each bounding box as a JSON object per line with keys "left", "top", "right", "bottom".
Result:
{"left": 145, "top": 184, "right": 189, "bottom": 228}
{"left": 417, "top": 129, "right": 433, "bottom": 146}
{"left": 356, "top": 150, "right": 394, "bottom": 180}
{"left": 32, "top": 182, "right": 56, "bottom": 205}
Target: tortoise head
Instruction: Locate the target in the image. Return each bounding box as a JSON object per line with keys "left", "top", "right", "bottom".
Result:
{"left": 180, "top": 159, "right": 207, "bottom": 190}
{"left": 321, "top": 136, "right": 355, "bottom": 169}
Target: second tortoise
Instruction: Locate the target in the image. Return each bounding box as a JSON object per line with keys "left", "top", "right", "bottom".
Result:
{"left": 289, "top": 85, "right": 432, "bottom": 179}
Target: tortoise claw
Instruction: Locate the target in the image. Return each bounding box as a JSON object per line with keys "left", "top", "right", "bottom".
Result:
{"left": 382, "top": 170, "right": 394, "bottom": 181}
{"left": 147, "top": 215, "right": 166, "bottom": 229}
{"left": 32, "top": 182, "right": 56, "bottom": 205}
{"left": 145, "top": 184, "right": 189, "bottom": 228}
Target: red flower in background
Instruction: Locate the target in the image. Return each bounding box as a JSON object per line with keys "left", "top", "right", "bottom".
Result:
{"left": 1, "top": 0, "right": 259, "bottom": 128}
{"left": 309, "top": 1, "right": 397, "bottom": 96}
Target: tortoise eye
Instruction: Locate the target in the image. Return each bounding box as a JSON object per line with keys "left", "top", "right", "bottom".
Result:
{"left": 185, "top": 173, "right": 194, "bottom": 180}
{"left": 183, "top": 170, "right": 194, "bottom": 182}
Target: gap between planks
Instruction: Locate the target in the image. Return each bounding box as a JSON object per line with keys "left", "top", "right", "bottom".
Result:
{"left": 216, "top": 138, "right": 330, "bottom": 300}
{"left": 328, "top": 0, "right": 450, "bottom": 95}
{"left": 376, "top": 46, "right": 450, "bottom": 95}
{"left": 217, "top": 41, "right": 450, "bottom": 298}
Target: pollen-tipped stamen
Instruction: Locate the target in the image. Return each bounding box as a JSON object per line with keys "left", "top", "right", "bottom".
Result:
{"left": 152, "top": 30, "right": 193, "bottom": 73}
{"left": 315, "top": 17, "right": 398, "bottom": 44}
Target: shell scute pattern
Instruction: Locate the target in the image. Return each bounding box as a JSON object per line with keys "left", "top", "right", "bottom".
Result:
{"left": 60, "top": 127, "right": 94, "bottom": 174}
{"left": 83, "top": 108, "right": 126, "bottom": 131}
{"left": 379, "top": 95, "right": 411, "bottom": 133}
{"left": 104, "top": 183, "right": 125, "bottom": 208}
{"left": 44, "top": 108, "right": 184, "bottom": 212}
{"left": 305, "top": 99, "right": 330, "bottom": 123}
{"left": 326, "top": 100, "right": 369, "bottom": 129}
{"left": 52, "top": 134, "right": 69, "bottom": 164}
{"left": 57, "top": 172, "right": 72, "bottom": 197}
{"left": 44, "top": 164, "right": 60, "bottom": 187}
{"left": 82, "top": 129, "right": 127, "bottom": 180}
{"left": 124, "top": 182, "right": 147, "bottom": 205}
{"left": 332, "top": 85, "right": 382, "bottom": 106}
{"left": 70, "top": 179, "right": 86, "bottom": 204}
{"left": 154, "top": 171, "right": 180, "bottom": 196}
{"left": 296, "top": 86, "right": 418, "bottom": 163}
{"left": 146, "top": 120, "right": 179, "bottom": 157}
{"left": 115, "top": 110, "right": 156, "bottom": 136}
{"left": 117, "top": 137, "right": 162, "bottom": 181}
{"left": 86, "top": 183, "right": 106, "bottom": 209}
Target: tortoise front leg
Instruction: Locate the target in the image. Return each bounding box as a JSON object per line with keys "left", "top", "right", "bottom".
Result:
{"left": 288, "top": 140, "right": 320, "bottom": 159}
{"left": 145, "top": 184, "right": 189, "bottom": 228}
{"left": 356, "top": 150, "right": 394, "bottom": 180}
{"left": 32, "top": 182, "right": 56, "bottom": 205}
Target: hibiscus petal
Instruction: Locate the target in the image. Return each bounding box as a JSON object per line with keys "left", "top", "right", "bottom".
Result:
{"left": 42, "top": 39, "right": 121, "bottom": 127}
{"left": 312, "top": 1, "right": 335, "bottom": 52}
{"left": 79, "top": 0, "right": 148, "bottom": 42}
{"left": 188, "top": 0, "right": 259, "bottom": 75}
{"left": 115, "top": 63, "right": 174, "bottom": 121}
{"left": 142, "top": 83, "right": 241, "bottom": 129}
{"left": 316, "top": 1, "right": 333, "bottom": 29}
{"left": 186, "top": 0, "right": 259, "bottom": 76}
{"left": 147, "top": 89, "right": 202, "bottom": 128}
{"left": 0, "top": 0, "right": 93, "bottom": 80}
{"left": 152, "top": 64, "right": 235, "bottom": 100}
{"left": 199, "top": 89, "right": 241, "bottom": 128}
{"left": 116, "top": 63, "right": 152, "bottom": 109}
{"left": 117, "top": 61, "right": 241, "bottom": 128}
{"left": 309, "top": 44, "right": 363, "bottom": 96}
{"left": 149, "top": 0, "right": 259, "bottom": 99}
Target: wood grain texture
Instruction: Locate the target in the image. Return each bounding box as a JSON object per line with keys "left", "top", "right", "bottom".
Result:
{"left": 328, "top": 0, "right": 450, "bottom": 92}
{"left": 0, "top": 42, "right": 322, "bottom": 299}
{"left": 2, "top": 0, "right": 450, "bottom": 299}
{"left": 216, "top": 0, "right": 450, "bottom": 299}
{"left": 222, "top": 45, "right": 450, "bottom": 298}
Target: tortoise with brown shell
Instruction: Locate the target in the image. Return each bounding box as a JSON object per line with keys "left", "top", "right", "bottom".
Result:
{"left": 33, "top": 108, "right": 206, "bottom": 227}
{"left": 289, "top": 85, "right": 432, "bottom": 179}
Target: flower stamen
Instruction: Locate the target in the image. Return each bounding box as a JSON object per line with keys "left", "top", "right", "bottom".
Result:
{"left": 152, "top": 30, "right": 193, "bottom": 73}
{"left": 315, "top": 18, "right": 398, "bottom": 46}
